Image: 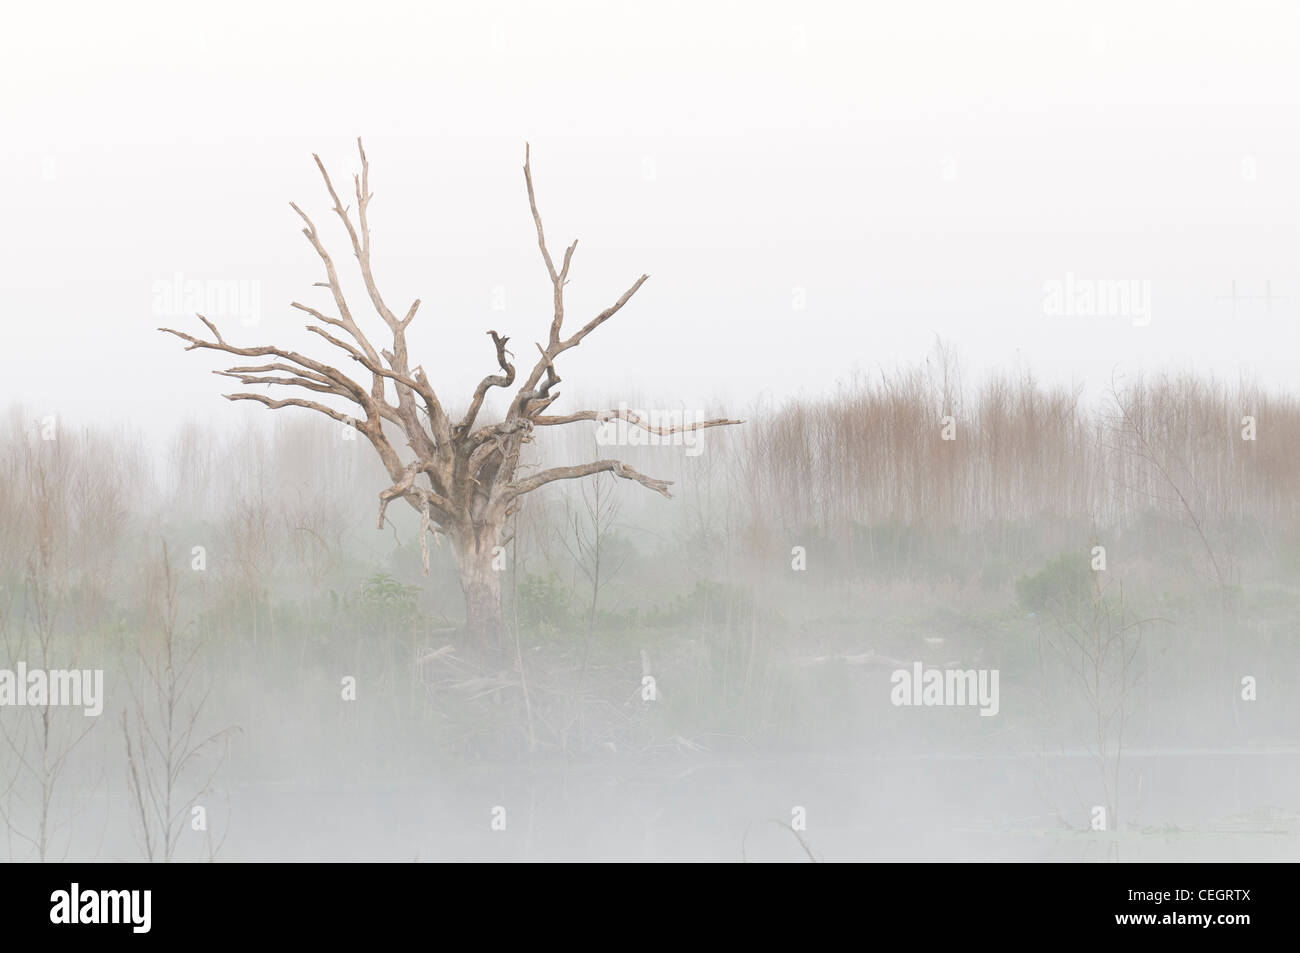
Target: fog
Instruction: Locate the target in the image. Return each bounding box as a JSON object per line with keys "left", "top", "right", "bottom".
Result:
{"left": 2, "top": 1, "right": 1299, "bottom": 862}
{"left": 3, "top": 362, "right": 1300, "bottom": 861}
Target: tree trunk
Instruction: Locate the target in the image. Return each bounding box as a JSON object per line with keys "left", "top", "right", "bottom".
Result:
{"left": 455, "top": 531, "right": 504, "bottom": 660}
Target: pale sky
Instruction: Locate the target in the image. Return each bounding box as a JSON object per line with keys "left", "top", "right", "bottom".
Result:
{"left": 3, "top": 0, "right": 1299, "bottom": 439}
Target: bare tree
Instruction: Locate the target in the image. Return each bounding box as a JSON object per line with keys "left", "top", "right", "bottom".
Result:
{"left": 0, "top": 440, "right": 98, "bottom": 860}
{"left": 121, "top": 543, "right": 235, "bottom": 862}
{"left": 561, "top": 471, "right": 629, "bottom": 686}
{"left": 1031, "top": 557, "right": 1167, "bottom": 833}
{"left": 161, "top": 140, "right": 740, "bottom": 657}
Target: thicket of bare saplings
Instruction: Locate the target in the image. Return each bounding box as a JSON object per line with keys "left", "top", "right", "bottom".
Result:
{"left": 1, "top": 356, "right": 1298, "bottom": 857}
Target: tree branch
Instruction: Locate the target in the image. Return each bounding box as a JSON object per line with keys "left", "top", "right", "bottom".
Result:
{"left": 159, "top": 318, "right": 384, "bottom": 421}
{"left": 459, "top": 330, "right": 516, "bottom": 432}
{"left": 533, "top": 407, "right": 744, "bottom": 434}
{"left": 505, "top": 459, "right": 673, "bottom": 501}
{"left": 512, "top": 144, "right": 647, "bottom": 421}
{"left": 511, "top": 273, "right": 649, "bottom": 419}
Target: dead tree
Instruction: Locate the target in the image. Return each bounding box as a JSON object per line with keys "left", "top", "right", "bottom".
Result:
{"left": 161, "top": 140, "right": 740, "bottom": 657}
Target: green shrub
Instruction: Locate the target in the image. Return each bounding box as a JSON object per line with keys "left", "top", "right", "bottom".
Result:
{"left": 1015, "top": 552, "right": 1093, "bottom": 614}
{"left": 515, "top": 571, "right": 574, "bottom": 634}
